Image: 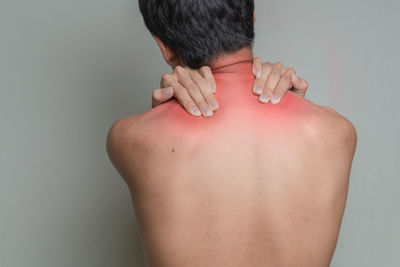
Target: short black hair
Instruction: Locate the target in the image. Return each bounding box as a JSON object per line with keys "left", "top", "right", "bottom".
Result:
{"left": 138, "top": 0, "right": 255, "bottom": 69}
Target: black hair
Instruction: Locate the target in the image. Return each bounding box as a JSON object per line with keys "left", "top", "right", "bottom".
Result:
{"left": 138, "top": 0, "right": 255, "bottom": 68}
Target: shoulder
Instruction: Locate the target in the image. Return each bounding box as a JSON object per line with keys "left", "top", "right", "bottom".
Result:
{"left": 106, "top": 101, "right": 181, "bottom": 162}
{"left": 106, "top": 114, "right": 149, "bottom": 179}
{"left": 285, "top": 93, "right": 357, "bottom": 151}
{"left": 303, "top": 105, "right": 357, "bottom": 156}
{"left": 321, "top": 105, "right": 357, "bottom": 145}
{"left": 107, "top": 115, "right": 139, "bottom": 149}
{"left": 106, "top": 106, "right": 163, "bottom": 153}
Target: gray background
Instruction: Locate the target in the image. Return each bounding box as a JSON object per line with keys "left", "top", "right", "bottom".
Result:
{"left": 0, "top": 0, "right": 399, "bottom": 266}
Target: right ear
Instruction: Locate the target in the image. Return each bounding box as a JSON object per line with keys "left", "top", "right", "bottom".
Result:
{"left": 254, "top": 10, "right": 257, "bottom": 24}
{"left": 153, "top": 35, "right": 181, "bottom": 68}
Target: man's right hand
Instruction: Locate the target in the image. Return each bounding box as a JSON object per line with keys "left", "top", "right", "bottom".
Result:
{"left": 151, "top": 58, "right": 309, "bottom": 117}
{"left": 153, "top": 65, "right": 218, "bottom": 117}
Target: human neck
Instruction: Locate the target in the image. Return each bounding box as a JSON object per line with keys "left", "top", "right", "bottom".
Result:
{"left": 202, "top": 47, "right": 256, "bottom": 109}
{"left": 209, "top": 47, "right": 254, "bottom": 74}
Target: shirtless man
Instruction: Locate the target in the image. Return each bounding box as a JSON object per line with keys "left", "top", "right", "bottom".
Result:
{"left": 107, "top": 1, "right": 357, "bottom": 266}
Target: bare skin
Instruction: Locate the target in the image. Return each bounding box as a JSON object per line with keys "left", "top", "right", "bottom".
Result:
{"left": 151, "top": 57, "right": 309, "bottom": 116}
{"left": 107, "top": 48, "right": 357, "bottom": 267}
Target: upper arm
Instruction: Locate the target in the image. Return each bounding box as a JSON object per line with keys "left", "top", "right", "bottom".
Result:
{"left": 340, "top": 117, "right": 358, "bottom": 156}
{"left": 106, "top": 116, "right": 141, "bottom": 183}
{"left": 300, "top": 111, "right": 357, "bottom": 208}
{"left": 305, "top": 109, "right": 358, "bottom": 179}
{"left": 318, "top": 106, "right": 357, "bottom": 154}
{"left": 106, "top": 118, "right": 126, "bottom": 165}
{"left": 327, "top": 109, "right": 358, "bottom": 156}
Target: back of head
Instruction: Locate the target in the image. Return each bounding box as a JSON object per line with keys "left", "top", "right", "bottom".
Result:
{"left": 139, "top": 0, "right": 255, "bottom": 68}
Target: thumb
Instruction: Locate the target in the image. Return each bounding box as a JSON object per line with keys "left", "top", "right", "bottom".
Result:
{"left": 152, "top": 87, "right": 173, "bottom": 108}
{"left": 291, "top": 74, "right": 308, "bottom": 97}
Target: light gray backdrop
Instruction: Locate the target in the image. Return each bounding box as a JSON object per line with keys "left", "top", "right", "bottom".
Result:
{"left": 0, "top": 0, "right": 399, "bottom": 266}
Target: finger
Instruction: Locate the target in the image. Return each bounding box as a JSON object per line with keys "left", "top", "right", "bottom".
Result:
{"left": 252, "top": 62, "right": 272, "bottom": 95}
{"left": 199, "top": 66, "right": 216, "bottom": 93}
{"left": 189, "top": 69, "right": 219, "bottom": 111}
{"left": 291, "top": 74, "right": 308, "bottom": 97}
{"left": 175, "top": 66, "right": 213, "bottom": 117}
{"left": 252, "top": 57, "right": 263, "bottom": 78}
{"left": 161, "top": 73, "right": 202, "bottom": 116}
{"left": 258, "top": 69, "right": 281, "bottom": 104}
{"left": 160, "top": 73, "right": 177, "bottom": 89}
{"left": 171, "top": 81, "right": 203, "bottom": 117}
{"left": 152, "top": 87, "right": 173, "bottom": 108}
{"left": 270, "top": 69, "right": 295, "bottom": 104}
{"left": 274, "top": 61, "right": 286, "bottom": 75}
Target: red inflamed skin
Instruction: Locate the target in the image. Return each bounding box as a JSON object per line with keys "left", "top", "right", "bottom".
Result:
{"left": 151, "top": 57, "right": 314, "bottom": 142}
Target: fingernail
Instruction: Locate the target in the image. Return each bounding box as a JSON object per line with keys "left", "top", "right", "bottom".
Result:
{"left": 259, "top": 94, "right": 270, "bottom": 103}
{"left": 163, "top": 87, "right": 173, "bottom": 97}
{"left": 293, "top": 74, "right": 300, "bottom": 84}
{"left": 210, "top": 82, "right": 216, "bottom": 93}
{"left": 192, "top": 107, "right": 202, "bottom": 116}
{"left": 202, "top": 107, "right": 213, "bottom": 117}
{"left": 210, "top": 101, "right": 219, "bottom": 110}
{"left": 255, "top": 85, "right": 263, "bottom": 95}
{"left": 271, "top": 94, "right": 280, "bottom": 104}
{"left": 255, "top": 68, "right": 261, "bottom": 78}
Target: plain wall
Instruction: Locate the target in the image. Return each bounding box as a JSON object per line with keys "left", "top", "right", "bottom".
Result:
{"left": 0, "top": 0, "right": 399, "bottom": 266}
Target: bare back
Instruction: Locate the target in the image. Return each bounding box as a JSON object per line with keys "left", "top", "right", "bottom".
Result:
{"left": 107, "top": 63, "right": 357, "bottom": 267}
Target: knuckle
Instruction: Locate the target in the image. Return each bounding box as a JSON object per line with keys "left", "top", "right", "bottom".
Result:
{"left": 195, "top": 78, "right": 207, "bottom": 88}
{"left": 191, "top": 94, "right": 206, "bottom": 105}
{"left": 200, "top": 66, "right": 211, "bottom": 73}
{"left": 161, "top": 73, "right": 171, "bottom": 82}
{"left": 181, "top": 98, "right": 194, "bottom": 108}
{"left": 262, "top": 88, "right": 273, "bottom": 95}
{"left": 186, "top": 82, "right": 199, "bottom": 92}
{"left": 253, "top": 57, "right": 262, "bottom": 64}
{"left": 174, "top": 87, "right": 185, "bottom": 98}
{"left": 198, "top": 101, "right": 209, "bottom": 110}
{"left": 264, "top": 87, "right": 274, "bottom": 94}
{"left": 204, "top": 93, "right": 216, "bottom": 103}
{"left": 175, "top": 65, "right": 185, "bottom": 74}
{"left": 262, "top": 63, "right": 272, "bottom": 73}
{"left": 286, "top": 68, "right": 296, "bottom": 75}
{"left": 263, "top": 83, "right": 274, "bottom": 92}
{"left": 270, "top": 71, "right": 281, "bottom": 79}
{"left": 275, "top": 61, "right": 283, "bottom": 68}
{"left": 152, "top": 89, "right": 159, "bottom": 98}
{"left": 275, "top": 82, "right": 287, "bottom": 92}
